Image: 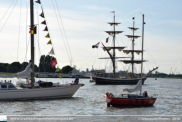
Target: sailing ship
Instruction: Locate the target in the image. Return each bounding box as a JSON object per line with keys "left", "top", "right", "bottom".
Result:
{"left": 0, "top": 0, "right": 84, "bottom": 100}
{"left": 90, "top": 13, "right": 158, "bottom": 85}
{"left": 105, "top": 79, "right": 157, "bottom": 107}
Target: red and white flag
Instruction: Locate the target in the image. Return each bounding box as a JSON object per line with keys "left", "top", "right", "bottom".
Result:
{"left": 110, "top": 11, "right": 115, "bottom": 13}
{"left": 50, "top": 58, "right": 57, "bottom": 67}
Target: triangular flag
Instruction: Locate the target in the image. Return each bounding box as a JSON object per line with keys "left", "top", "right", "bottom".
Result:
{"left": 29, "top": 28, "right": 33, "bottom": 34}
{"left": 59, "top": 74, "right": 62, "bottom": 79}
{"left": 41, "top": 20, "right": 46, "bottom": 25}
{"left": 50, "top": 58, "right": 57, "bottom": 67}
{"left": 47, "top": 40, "right": 52, "bottom": 45}
{"left": 55, "top": 66, "right": 60, "bottom": 72}
{"left": 48, "top": 47, "right": 55, "bottom": 55}
{"left": 45, "top": 33, "right": 50, "bottom": 38}
{"left": 40, "top": 12, "right": 44, "bottom": 18}
{"left": 106, "top": 37, "right": 109, "bottom": 43}
{"left": 35, "top": 0, "right": 41, "bottom": 4}
{"left": 92, "top": 42, "right": 100, "bottom": 48}
{"left": 43, "top": 26, "right": 48, "bottom": 31}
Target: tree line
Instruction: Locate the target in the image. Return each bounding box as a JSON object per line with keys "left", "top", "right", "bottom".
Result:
{"left": 0, "top": 55, "right": 73, "bottom": 74}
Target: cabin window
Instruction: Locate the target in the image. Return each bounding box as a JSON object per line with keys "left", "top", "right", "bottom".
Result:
{"left": 8, "top": 85, "right": 15, "bottom": 88}
{"left": 1, "top": 85, "right": 7, "bottom": 88}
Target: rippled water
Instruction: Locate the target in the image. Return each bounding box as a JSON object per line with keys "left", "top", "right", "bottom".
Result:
{"left": 0, "top": 78, "right": 182, "bottom": 115}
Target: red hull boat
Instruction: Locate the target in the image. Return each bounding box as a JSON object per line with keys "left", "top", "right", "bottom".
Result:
{"left": 106, "top": 93, "right": 157, "bottom": 107}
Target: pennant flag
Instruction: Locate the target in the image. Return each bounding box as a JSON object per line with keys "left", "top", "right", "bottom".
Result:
{"left": 48, "top": 47, "right": 55, "bottom": 55}
{"left": 29, "top": 26, "right": 37, "bottom": 34}
{"left": 35, "top": 0, "right": 41, "bottom": 4}
{"left": 50, "top": 58, "right": 57, "bottom": 67}
{"left": 43, "top": 26, "right": 48, "bottom": 31}
{"left": 59, "top": 74, "right": 62, "bottom": 79}
{"left": 92, "top": 42, "right": 100, "bottom": 48}
{"left": 55, "top": 66, "right": 60, "bottom": 72}
{"left": 29, "top": 28, "right": 33, "bottom": 34}
{"left": 47, "top": 40, "right": 52, "bottom": 45}
{"left": 41, "top": 20, "right": 46, "bottom": 25}
{"left": 40, "top": 12, "right": 44, "bottom": 18}
{"left": 110, "top": 11, "right": 115, "bottom": 13}
{"left": 45, "top": 33, "right": 50, "bottom": 38}
{"left": 106, "top": 37, "right": 109, "bottom": 43}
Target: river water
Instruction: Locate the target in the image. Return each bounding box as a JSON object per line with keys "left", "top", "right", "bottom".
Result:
{"left": 0, "top": 78, "right": 182, "bottom": 117}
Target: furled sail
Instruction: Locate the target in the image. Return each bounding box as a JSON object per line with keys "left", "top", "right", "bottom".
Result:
{"left": 103, "top": 47, "right": 125, "bottom": 52}
{"left": 123, "top": 79, "right": 142, "bottom": 93}
{"left": 0, "top": 62, "right": 32, "bottom": 79}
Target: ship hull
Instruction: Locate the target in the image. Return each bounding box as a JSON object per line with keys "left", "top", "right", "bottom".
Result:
{"left": 0, "top": 84, "right": 84, "bottom": 101}
{"left": 106, "top": 97, "right": 156, "bottom": 107}
{"left": 90, "top": 76, "right": 146, "bottom": 85}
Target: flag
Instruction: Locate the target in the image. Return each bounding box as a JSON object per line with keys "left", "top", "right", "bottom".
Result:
{"left": 43, "top": 26, "right": 48, "bottom": 31}
{"left": 35, "top": 0, "right": 41, "bottom": 4}
{"left": 48, "top": 47, "right": 55, "bottom": 55}
{"left": 106, "top": 37, "right": 109, "bottom": 43}
{"left": 29, "top": 26, "right": 37, "bottom": 34}
{"left": 92, "top": 42, "right": 100, "bottom": 48}
{"left": 50, "top": 58, "right": 57, "bottom": 67}
{"left": 45, "top": 33, "right": 50, "bottom": 38}
{"left": 40, "top": 12, "right": 44, "bottom": 18}
{"left": 110, "top": 11, "right": 115, "bottom": 13}
{"left": 47, "top": 40, "right": 52, "bottom": 45}
{"left": 29, "top": 28, "right": 33, "bottom": 34}
{"left": 55, "top": 66, "right": 60, "bottom": 72}
{"left": 41, "top": 20, "right": 46, "bottom": 25}
{"left": 59, "top": 74, "right": 62, "bottom": 79}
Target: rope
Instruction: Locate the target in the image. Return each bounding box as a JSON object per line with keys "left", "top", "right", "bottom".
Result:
{"left": 17, "top": 0, "right": 22, "bottom": 63}
{"left": 35, "top": 2, "right": 42, "bottom": 81}
{"left": 55, "top": 0, "right": 74, "bottom": 66}
{"left": 0, "top": 0, "right": 18, "bottom": 33}
{"left": 0, "top": 0, "right": 15, "bottom": 23}
{"left": 51, "top": 0, "right": 71, "bottom": 65}
{"left": 25, "top": 0, "right": 28, "bottom": 62}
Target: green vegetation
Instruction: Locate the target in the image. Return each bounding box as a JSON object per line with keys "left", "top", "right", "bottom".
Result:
{"left": 0, "top": 55, "right": 73, "bottom": 74}
{"left": 148, "top": 73, "right": 182, "bottom": 79}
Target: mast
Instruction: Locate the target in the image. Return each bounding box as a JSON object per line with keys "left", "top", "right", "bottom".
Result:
{"left": 113, "top": 13, "right": 116, "bottom": 78}
{"left": 30, "top": 0, "right": 35, "bottom": 87}
{"left": 131, "top": 17, "right": 135, "bottom": 78}
{"left": 141, "top": 14, "right": 145, "bottom": 78}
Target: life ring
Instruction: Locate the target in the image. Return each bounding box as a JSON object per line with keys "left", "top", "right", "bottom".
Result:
{"left": 109, "top": 93, "right": 113, "bottom": 98}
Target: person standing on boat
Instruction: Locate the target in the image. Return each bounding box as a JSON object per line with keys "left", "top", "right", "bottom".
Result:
{"left": 73, "top": 78, "right": 79, "bottom": 84}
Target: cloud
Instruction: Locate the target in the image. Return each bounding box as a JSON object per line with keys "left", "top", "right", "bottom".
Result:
{"left": 81, "top": 5, "right": 111, "bottom": 11}
{"left": 177, "top": 61, "right": 182, "bottom": 64}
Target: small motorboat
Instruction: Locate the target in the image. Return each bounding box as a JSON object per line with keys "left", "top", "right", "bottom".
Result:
{"left": 105, "top": 79, "right": 157, "bottom": 107}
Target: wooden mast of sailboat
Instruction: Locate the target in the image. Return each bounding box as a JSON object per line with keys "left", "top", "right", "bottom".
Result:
{"left": 131, "top": 17, "right": 135, "bottom": 78}
{"left": 141, "top": 14, "right": 145, "bottom": 78}
{"left": 30, "top": 0, "right": 35, "bottom": 87}
{"left": 113, "top": 12, "right": 116, "bottom": 78}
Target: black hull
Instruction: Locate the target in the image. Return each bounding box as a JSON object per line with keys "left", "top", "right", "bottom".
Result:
{"left": 90, "top": 76, "right": 147, "bottom": 85}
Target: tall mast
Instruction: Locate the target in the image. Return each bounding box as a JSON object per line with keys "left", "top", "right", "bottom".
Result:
{"left": 30, "top": 0, "right": 35, "bottom": 87}
{"left": 131, "top": 18, "right": 135, "bottom": 78}
{"left": 113, "top": 13, "right": 116, "bottom": 78}
{"left": 141, "top": 14, "right": 145, "bottom": 78}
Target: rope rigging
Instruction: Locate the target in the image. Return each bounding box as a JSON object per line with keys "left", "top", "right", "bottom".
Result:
{"left": 0, "top": 0, "right": 18, "bottom": 33}
{"left": 51, "top": 0, "right": 71, "bottom": 66}
{"left": 54, "top": 0, "right": 75, "bottom": 67}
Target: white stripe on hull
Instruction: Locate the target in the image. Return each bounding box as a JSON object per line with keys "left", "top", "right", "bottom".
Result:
{"left": 0, "top": 84, "right": 82, "bottom": 100}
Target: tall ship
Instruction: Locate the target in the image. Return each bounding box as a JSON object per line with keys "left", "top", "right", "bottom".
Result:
{"left": 90, "top": 13, "right": 158, "bottom": 85}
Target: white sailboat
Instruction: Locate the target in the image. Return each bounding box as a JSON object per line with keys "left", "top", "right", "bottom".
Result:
{"left": 0, "top": 0, "right": 84, "bottom": 101}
